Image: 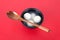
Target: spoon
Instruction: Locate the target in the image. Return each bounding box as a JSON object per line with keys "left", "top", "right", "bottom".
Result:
{"left": 7, "top": 11, "right": 50, "bottom": 32}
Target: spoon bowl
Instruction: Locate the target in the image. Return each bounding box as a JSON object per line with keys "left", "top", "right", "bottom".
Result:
{"left": 7, "top": 11, "right": 20, "bottom": 20}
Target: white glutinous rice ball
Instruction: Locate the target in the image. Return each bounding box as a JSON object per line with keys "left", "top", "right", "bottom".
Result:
{"left": 31, "top": 13, "right": 36, "bottom": 19}
{"left": 24, "top": 13, "right": 31, "bottom": 20}
{"left": 33, "top": 16, "right": 41, "bottom": 23}
{"left": 27, "top": 20, "right": 34, "bottom": 27}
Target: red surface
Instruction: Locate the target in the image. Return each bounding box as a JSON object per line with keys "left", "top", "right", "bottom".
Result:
{"left": 0, "top": 0, "right": 60, "bottom": 40}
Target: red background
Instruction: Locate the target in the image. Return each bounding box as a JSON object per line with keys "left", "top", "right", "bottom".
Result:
{"left": 0, "top": 0, "right": 60, "bottom": 40}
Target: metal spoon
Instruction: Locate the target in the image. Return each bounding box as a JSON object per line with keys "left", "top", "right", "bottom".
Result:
{"left": 7, "top": 11, "right": 50, "bottom": 32}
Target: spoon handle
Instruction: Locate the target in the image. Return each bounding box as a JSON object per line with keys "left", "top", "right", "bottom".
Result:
{"left": 38, "top": 26, "right": 50, "bottom": 32}
{"left": 18, "top": 17, "right": 50, "bottom": 32}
